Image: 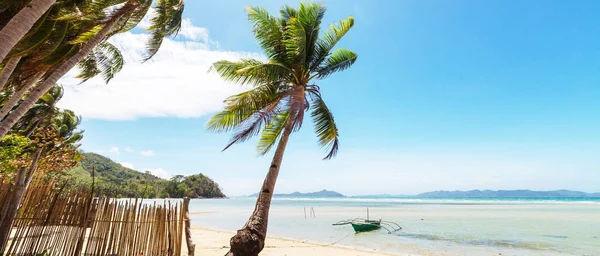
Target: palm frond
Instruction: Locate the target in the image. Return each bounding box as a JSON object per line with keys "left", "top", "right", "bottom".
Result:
{"left": 42, "top": 44, "right": 80, "bottom": 67}
{"left": 221, "top": 98, "right": 282, "bottom": 151}
{"left": 55, "top": 0, "right": 121, "bottom": 22}
{"left": 96, "top": 41, "right": 124, "bottom": 83}
{"left": 315, "top": 48, "right": 357, "bottom": 79}
{"left": 310, "top": 92, "right": 339, "bottom": 160}
{"left": 70, "top": 24, "right": 103, "bottom": 44}
{"left": 144, "top": 0, "right": 184, "bottom": 61}
{"left": 257, "top": 110, "right": 290, "bottom": 155}
{"left": 247, "top": 6, "right": 286, "bottom": 63}
{"left": 9, "top": 8, "right": 57, "bottom": 57}
{"left": 211, "top": 59, "right": 290, "bottom": 86}
{"left": 37, "top": 21, "right": 69, "bottom": 57}
{"left": 75, "top": 52, "right": 100, "bottom": 84}
{"left": 206, "top": 82, "right": 281, "bottom": 132}
{"left": 283, "top": 17, "right": 307, "bottom": 68}
{"left": 75, "top": 42, "right": 123, "bottom": 84}
{"left": 81, "top": 0, "right": 129, "bottom": 16}
{"left": 106, "top": 1, "right": 152, "bottom": 36}
{"left": 309, "top": 16, "right": 354, "bottom": 70}
{"left": 279, "top": 5, "right": 297, "bottom": 21}
{"left": 297, "top": 2, "right": 326, "bottom": 69}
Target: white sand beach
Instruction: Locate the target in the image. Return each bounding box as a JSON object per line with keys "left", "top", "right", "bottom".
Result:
{"left": 191, "top": 227, "right": 417, "bottom": 256}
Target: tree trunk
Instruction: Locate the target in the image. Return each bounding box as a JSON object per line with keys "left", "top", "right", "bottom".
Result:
{"left": 0, "top": 0, "right": 56, "bottom": 62}
{"left": 0, "top": 56, "right": 21, "bottom": 90}
{"left": 0, "top": 148, "right": 42, "bottom": 252}
{"left": 183, "top": 197, "right": 195, "bottom": 256}
{"left": 0, "top": 71, "right": 43, "bottom": 120}
{"left": 225, "top": 116, "right": 296, "bottom": 256}
{"left": 0, "top": 5, "right": 132, "bottom": 139}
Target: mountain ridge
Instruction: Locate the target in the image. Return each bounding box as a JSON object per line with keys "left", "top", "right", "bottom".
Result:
{"left": 246, "top": 189, "right": 600, "bottom": 198}
{"left": 249, "top": 189, "right": 344, "bottom": 198}
{"left": 416, "top": 189, "right": 600, "bottom": 198}
{"left": 65, "top": 152, "right": 226, "bottom": 198}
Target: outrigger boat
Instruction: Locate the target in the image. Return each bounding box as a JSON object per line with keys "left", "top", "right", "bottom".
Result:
{"left": 332, "top": 208, "right": 402, "bottom": 233}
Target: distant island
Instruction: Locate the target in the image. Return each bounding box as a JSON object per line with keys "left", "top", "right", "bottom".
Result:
{"left": 249, "top": 189, "right": 344, "bottom": 198}
{"left": 416, "top": 189, "right": 600, "bottom": 198}
{"left": 247, "top": 189, "right": 600, "bottom": 198}
{"left": 65, "top": 153, "right": 226, "bottom": 199}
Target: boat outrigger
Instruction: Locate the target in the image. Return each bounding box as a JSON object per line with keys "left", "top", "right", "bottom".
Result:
{"left": 332, "top": 208, "right": 402, "bottom": 233}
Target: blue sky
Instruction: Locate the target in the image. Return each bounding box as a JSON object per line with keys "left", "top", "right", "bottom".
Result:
{"left": 59, "top": 0, "right": 600, "bottom": 196}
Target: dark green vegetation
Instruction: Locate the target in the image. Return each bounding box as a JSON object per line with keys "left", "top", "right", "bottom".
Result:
{"left": 64, "top": 152, "right": 226, "bottom": 199}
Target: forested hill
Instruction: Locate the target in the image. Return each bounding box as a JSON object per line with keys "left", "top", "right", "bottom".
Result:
{"left": 65, "top": 153, "right": 226, "bottom": 199}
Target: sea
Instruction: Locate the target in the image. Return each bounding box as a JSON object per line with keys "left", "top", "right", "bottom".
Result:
{"left": 188, "top": 197, "right": 600, "bottom": 256}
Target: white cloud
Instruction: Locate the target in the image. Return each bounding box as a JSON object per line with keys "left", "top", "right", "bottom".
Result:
{"left": 179, "top": 19, "right": 209, "bottom": 41}
{"left": 145, "top": 168, "right": 171, "bottom": 179}
{"left": 139, "top": 150, "right": 155, "bottom": 157}
{"left": 119, "top": 162, "right": 134, "bottom": 169}
{"left": 108, "top": 146, "right": 120, "bottom": 154}
{"left": 57, "top": 19, "right": 260, "bottom": 120}
{"left": 125, "top": 146, "right": 134, "bottom": 153}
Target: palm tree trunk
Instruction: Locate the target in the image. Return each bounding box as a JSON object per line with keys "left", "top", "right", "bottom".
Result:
{"left": 0, "top": 72, "right": 43, "bottom": 120}
{"left": 0, "top": 0, "right": 56, "bottom": 62}
{"left": 0, "top": 5, "right": 133, "bottom": 139}
{"left": 0, "top": 148, "right": 42, "bottom": 252}
{"left": 0, "top": 56, "right": 21, "bottom": 90}
{"left": 226, "top": 117, "right": 296, "bottom": 256}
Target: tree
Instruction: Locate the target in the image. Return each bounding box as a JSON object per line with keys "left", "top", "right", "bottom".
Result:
{"left": 0, "top": 56, "right": 21, "bottom": 89}
{"left": 0, "top": 134, "right": 31, "bottom": 180}
{"left": 206, "top": 3, "right": 357, "bottom": 255}
{"left": 0, "top": 0, "right": 56, "bottom": 62}
{"left": 0, "top": 85, "right": 83, "bottom": 250}
{"left": 0, "top": 0, "right": 186, "bottom": 139}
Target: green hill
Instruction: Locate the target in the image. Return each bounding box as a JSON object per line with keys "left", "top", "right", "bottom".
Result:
{"left": 64, "top": 152, "right": 226, "bottom": 199}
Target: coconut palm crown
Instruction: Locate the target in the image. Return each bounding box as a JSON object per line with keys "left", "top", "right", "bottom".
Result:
{"left": 208, "top": 3, "right": 357, "bottom": 159}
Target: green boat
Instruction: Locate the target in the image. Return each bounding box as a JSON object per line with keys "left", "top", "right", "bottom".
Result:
{"left": 332, "top": 208, "right": 402, "bottom": 233}
{"left": 351, "top": 220, "right": 381, "bottom": 232}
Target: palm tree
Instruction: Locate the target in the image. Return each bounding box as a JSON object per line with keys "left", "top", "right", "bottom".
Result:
{"left": 207, "top": 3, "right": 357, "bottom": 255}
{"left": 0, "top": 72, "right": 44, "bottom": 120}
{"left": 0, "top": 86, "right": 83, "bottom": 250}
{"left": 0, "top": 0, "right": 186, "bottom": 139}
{"left": 11, "top": 84, "right": 65, "bottom": 137}
{"left": 0, "top": 0, "right": 56, "bottom": 62}
{"left": 0, "top": 56, "right": 21, "bottom": 89}
{"left": 0, "top": 88, "right": 81, "bottom": 245}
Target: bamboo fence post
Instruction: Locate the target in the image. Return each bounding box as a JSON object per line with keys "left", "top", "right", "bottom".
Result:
{"left": 183, "top": 197, "right": 195, "bottom": 256}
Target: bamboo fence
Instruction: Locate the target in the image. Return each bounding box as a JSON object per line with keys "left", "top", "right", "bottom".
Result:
{"left": 0, "top": 180, "right": 189, "bottom": 256}
{"left": 83, "top": 198, "right": 183, "bottom": 256}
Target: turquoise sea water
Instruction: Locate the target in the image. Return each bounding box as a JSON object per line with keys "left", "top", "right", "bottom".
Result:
{"left": 189, "top": 197, "right": 600, "bottom": 255}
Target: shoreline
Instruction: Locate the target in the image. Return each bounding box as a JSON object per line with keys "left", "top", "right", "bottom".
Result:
{"left": 190, "top": 226, "right": 409, "bottom": 256}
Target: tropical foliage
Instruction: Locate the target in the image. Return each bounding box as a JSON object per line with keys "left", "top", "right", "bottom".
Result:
{"left": 207, "top": 3, "right": 357, "bottom": 255}
{"left": 208, "top": 4, "right": 356, "bottom": 159}
{"left": 64, "top": 152, "right": 226, "bottom": 198}
{"left": 0, "top": 0, "right": 186, "bottom": 138}
{"left": 0, "top": 84, "right": 83, "bottom": 182}
{"left": 0, "top": 134, "right": 31, "bottom": 179}
{"left": 0, "top": 84, "right": 84, "bottom": 250}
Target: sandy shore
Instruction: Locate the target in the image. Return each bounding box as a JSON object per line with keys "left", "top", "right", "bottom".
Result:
{"left": 191, "top": 227, "right": 408, "bottom": 256}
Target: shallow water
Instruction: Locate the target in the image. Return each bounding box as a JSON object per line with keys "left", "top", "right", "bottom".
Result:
{"left": 189, "top": 198, "right": 600, "bottom": 255}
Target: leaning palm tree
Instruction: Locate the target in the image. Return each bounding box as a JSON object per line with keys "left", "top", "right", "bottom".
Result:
{"left": 207, "top": 3, "right": 357, "bottom": 255}
{"left": 0, "top": 0, "right": 185, "bottom": 138}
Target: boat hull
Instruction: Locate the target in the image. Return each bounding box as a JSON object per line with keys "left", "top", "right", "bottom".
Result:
{"left": 351, "top": 222, "right": 381, "bottom": 232}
